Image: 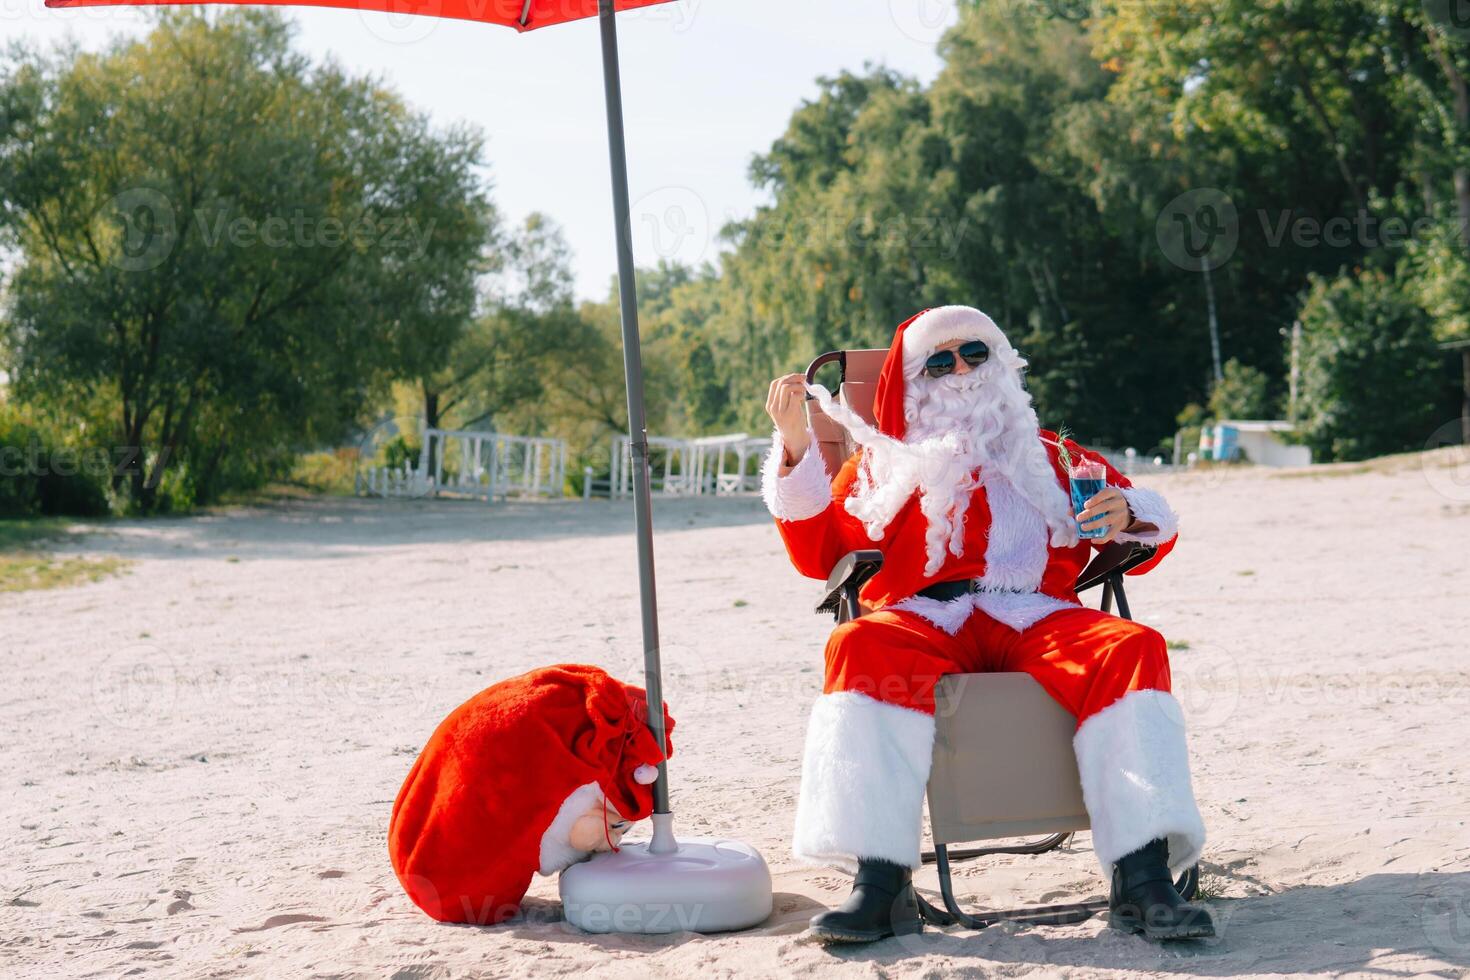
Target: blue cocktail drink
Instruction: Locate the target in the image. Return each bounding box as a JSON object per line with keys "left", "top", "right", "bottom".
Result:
{"left": 1068, "top": 460, "right": 1109, "bottom": 539}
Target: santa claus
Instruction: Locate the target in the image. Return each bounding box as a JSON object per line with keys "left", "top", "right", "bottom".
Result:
{"left": 761, "top": 306, "right": 1212, "bottom": 944}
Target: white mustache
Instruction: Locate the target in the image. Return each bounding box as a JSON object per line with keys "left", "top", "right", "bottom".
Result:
{"left": 929, "top": 371, "right": 985, "bottom": 392}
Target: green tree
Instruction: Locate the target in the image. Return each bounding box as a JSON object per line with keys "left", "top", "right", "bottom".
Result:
{"left": 672, "top": 5, "right": 1219, "bottom": 444}
{"left": 0, "top": 400, "right": 110, "bottom": 517}
{"left": 416, "top": 213, "right": 580, "bottom": 437}
{"left": 643, "top": 264, "right": 734, "bottom": 434}
{"left": 1295, "top": 269, "right": 1441, "bottom": 460}
{"left": 0, "top": 12, "right": 491, "bottom": 510}
{"left": 519, "top": 267, "right": 682, "bottom": 455}
{"left": 1092, "top": 0, "right": 1470, "bottom": 356}
{"left": 1208, "top": 359, "right": 1276, "bottom": 420}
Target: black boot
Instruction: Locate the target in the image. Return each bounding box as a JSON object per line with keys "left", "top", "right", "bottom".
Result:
{"left": 809, "top": 859, "right": 923, "bottom": 944}
{"left": 1109, "top": 838, "right": 1215, "bottom": 940}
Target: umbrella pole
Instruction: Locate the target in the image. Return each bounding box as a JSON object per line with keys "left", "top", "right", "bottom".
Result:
{"left": 596, "top": 0, "right": 674, "bottom": 846}
{"left": 564, "top": 11, "right": 773, "bottom": 930}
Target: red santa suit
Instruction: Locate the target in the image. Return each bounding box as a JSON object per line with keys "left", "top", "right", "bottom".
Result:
{"left": 762, "top": 306, "right": 1205, "bottom": 879}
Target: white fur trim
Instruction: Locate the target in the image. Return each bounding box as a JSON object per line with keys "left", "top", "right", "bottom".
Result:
{"left": 974, "top": 592, "right": 1077, "bottom": 631}
{"left": 901, "top": 306, "right": 1002, "bottom": 376}
{"left": 972, "top": 473, "right": 1077, "bottom": 631}
{"left": 878, "top": 471, "right": 1079, "bottom": 632}
{"left": 1116, "top": 485, "right": 1180, "bottom": 544}
{"left": 760, "top": 427, "right": 832, "bottom": 522}
{"left": 891, "top": 590, "right": 1076, "bottom": 634}
{"left": 889, "top": 593, "right": 975, "bottom": 635}
{"left": 977, "top": 473, "right": 1049, "bottom": 592}
{"left": 537, "top": 781, "right": 604, "bottom": 876}
{"left": 1073, "top": 690, "right": 1206, "bottom": 876}
{"left": 793, "top": 691, "right": 936, "bottom": 873}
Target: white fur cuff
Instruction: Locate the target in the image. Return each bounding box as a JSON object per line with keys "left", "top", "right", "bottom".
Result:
{"left": 1116, "top": 486, "right": 1180, "bottom": 543}
{"left": 793, "top": 692, "right": 936, "bottom": 873}
{"left": 760, "top": 427, "right": 832, "bottom": 522}
{"left": 538, "top": 781, "right": 604, "bottom": 876}
{"left": 1073, "top": 690, "right": 1206, "bottom": 876}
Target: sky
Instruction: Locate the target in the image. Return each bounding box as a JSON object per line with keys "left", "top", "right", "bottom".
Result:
{"left": 5, "top": 0, "right": 960, "bottom": 299}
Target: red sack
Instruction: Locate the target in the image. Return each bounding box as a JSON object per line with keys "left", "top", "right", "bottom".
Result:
{"left": 388, "top": 664, "right": 673, "bottom": 924}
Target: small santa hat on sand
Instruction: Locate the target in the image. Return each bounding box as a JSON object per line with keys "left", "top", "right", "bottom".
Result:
{"left": 871, "top": 305, "right": 1010, "bottom": 441}
{"left": 388, "top": 664, "right": 673, "bottom": 924}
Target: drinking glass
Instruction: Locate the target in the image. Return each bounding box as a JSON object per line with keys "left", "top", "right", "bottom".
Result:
{"left": 1068, "top": 460, "right": 1108, "bottom": 539}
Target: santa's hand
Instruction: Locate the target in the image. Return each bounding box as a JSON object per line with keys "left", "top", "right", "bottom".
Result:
{"left": 765, "top": 373, "right": 810, "bottom": 464}
{"left": 1077, "top": 487, "right": 1133, "bottom": 544}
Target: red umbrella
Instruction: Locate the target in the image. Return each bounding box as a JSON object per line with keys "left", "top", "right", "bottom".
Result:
{"left": 51, "top": 0, "right": 673, "bottom": 30}
{"left": 45, "top": 0, "right": 772, "bottom": 933}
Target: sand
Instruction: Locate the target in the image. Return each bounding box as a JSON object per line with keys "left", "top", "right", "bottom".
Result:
{"left": 3, "top": 450, "right": 1469, "bottom": 979}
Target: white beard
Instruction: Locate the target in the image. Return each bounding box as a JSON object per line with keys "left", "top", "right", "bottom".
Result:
{"left": 808, "top": 349, "right": 1079, "bottom": 577}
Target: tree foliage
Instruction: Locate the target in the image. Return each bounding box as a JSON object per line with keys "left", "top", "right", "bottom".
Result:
{"left": 1295, "top": 269, "right": 1441, "bottom": 460}
{"left": 5, "top": 0, "right": 1464, "bottom": 496}
{"left": 1208, "top": 359, "right": 1276, "bottom": 421}
{"left": 416, "top": 213, "right": 578, "bottom": 436}
{"left": 0, "top": 12, "right": 491, "bottom": 510}
{"left": 640, "top": 2, "right": 1297, "bottom": 444}
{"left": 635, "top": 0, "right": 1462, "bottom": 458}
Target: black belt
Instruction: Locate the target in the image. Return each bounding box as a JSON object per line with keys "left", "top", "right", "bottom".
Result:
{"left": 917, "top": 579, "right": 1026, "bottom": 602}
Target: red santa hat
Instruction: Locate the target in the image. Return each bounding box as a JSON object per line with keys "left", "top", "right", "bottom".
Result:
{"left": 872, "top": 305, "right": 1009, "bottom": 441}
{"left": 388, "top": 664, "right": 673, "bottom": 924}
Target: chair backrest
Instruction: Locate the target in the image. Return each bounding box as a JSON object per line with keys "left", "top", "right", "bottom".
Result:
{"left": 927, "top": 673, "right": 1090, "bottom": 845}
{"left": 805, "top": 348, "right": 887, "bottom": 476}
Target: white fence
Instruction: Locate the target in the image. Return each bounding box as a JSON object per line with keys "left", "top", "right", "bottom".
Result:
{"left": 357, "top": 426, "right": 567, "bottom": 501}
{"left": 596, "top": 432, "right": 771, "bottom": 499}
{"left": 357, "top": 465, "right": 425, "bottom": 499}
{"left": 1095, "top": 446, "right": 1176, "bottom": 477}
{"left": 357, "top": 421, "right": 769, "bottom": 503}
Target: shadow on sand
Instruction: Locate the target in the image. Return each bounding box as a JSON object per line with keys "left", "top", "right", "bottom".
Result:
{"left": 820, "top": 870, "right": 1470, "bottom": 974}
{"left": 51, "top": 494, "right": 775, "bottom": 563}
{"left": 491, "top": 872, "right": 1470, "bottom": 975}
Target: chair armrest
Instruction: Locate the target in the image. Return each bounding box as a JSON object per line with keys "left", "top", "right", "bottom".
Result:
{"left": 814, "top": 543, "right": 1152, "bottom": 616}
{"left": 1075, "top": 542, "right": 1158, "bottom": 594}
{"left": 815, "top": 550, "right": 884, "bottom": 617}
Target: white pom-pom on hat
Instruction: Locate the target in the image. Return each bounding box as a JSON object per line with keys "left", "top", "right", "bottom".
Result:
{"left": 633, "top": 764, "right": 659, "bottom": 785}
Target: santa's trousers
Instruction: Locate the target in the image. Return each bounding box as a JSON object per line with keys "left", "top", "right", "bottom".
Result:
{"left": 793, "top": 605, "right": 1206, "bottom": 875}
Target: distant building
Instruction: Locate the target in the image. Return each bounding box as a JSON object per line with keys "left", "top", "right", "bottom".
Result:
{"left": 1204, "top": 421, "right": 1312, "bottom": 467}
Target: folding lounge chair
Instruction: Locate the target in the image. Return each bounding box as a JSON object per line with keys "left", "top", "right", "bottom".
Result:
{"left": 805, "top": 349, "right": 1200, "bottom": 929}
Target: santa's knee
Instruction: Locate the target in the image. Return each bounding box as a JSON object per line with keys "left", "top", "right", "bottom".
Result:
{"left": 822, "top": 619, "right": 919, "bottom": 704}
{"left": 1114, "top": 621, "right": 1171, "bottom": 691}
{"left": 822, "top": 619, "right": 865, "bottom": 682}
{"left": 823, "top": 618, "right": 866, "bottom": 658}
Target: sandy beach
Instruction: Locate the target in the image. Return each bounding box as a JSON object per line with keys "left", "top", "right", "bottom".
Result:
{"left": 3, "top": 451, "right": 1469, "bottom": 979}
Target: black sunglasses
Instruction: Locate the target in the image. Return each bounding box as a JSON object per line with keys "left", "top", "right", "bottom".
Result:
{"left": 922, "top": 340, "right": 990, "bottom": 378}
